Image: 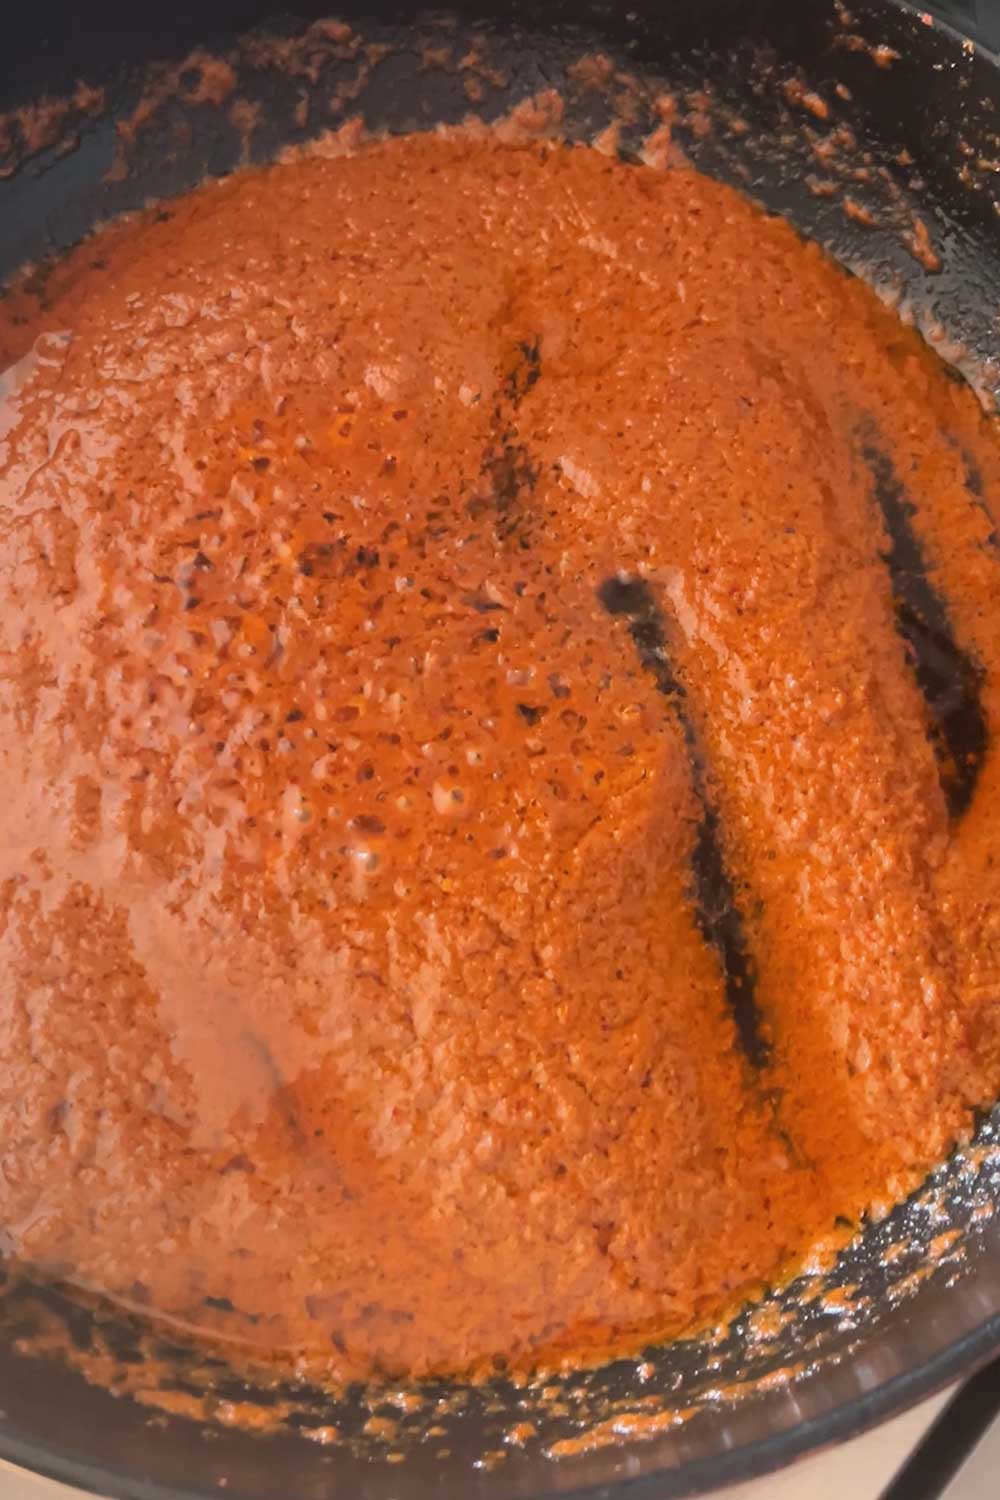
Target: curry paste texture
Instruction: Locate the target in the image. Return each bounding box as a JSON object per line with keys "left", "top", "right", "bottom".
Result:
{"left": 0, "top": 133, "right": 999, "bottom": 1384}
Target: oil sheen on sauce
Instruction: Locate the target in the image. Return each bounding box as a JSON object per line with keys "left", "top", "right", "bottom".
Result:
{"left": 0, "top": 131, "right": 999, "bottom": 1386}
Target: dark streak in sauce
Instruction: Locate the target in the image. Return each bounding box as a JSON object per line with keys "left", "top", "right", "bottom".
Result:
{"left": 472, "top": 334, "right": 541, "bottom": 539}
{"left": 597, "top": 574, "right": 770, "bottom": 1069}
{"left": 503, "top": 336, "right": 541, "bottom": 403}
{"left": 958, "top": 445, "right": 1000, "bottom": 554}
{"left": 863, "top": 442, "right": 987, "bottom": 819}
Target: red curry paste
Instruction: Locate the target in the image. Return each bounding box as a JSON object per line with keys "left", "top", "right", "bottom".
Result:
{"left": 0, "top": 132, "right": 998, "bottom": 1383}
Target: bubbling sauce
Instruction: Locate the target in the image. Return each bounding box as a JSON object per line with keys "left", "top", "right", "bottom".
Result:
{"left": 1, "top": 131, "right": 999, "bottom": 1384}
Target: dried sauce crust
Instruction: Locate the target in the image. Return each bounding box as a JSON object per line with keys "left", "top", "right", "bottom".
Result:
{"left": 0, "top": 131, "right": 998, "bottom": 1385}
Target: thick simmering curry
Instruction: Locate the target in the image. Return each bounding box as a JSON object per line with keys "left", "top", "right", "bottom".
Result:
{"left": 0, "top": 132, "right": 998, "bottom": 1384}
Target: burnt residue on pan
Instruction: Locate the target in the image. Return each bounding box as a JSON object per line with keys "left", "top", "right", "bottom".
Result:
{"left": 0, "top": 1118, "right": 996, "bottom": 1463}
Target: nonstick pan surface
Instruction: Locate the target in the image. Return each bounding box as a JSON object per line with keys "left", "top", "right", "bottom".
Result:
{"left": 2, "top": 1, "right": 1000, "bottom": 1496}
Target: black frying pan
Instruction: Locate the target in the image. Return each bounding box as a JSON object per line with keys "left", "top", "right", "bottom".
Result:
{"left": 2, "top": 1, "right": 1000, "bottom": 1496}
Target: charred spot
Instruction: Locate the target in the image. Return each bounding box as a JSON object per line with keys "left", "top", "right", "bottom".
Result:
{"left": 597, "top": 575, "right": 682, "bottom": 695}
{"left": 298, "top": 540, "right": 343, "bottom": 579}
{"left": 598, "top": 574, "right": 656, "bottom": 619}
{"left": 517, "top": 703, "right": 545, "bottom": 726}
{"left": 486, "top": 442, "right": 538, "bottom": 515}
{"left": 503, "top": 336, "right": 542, "bottom": 403}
